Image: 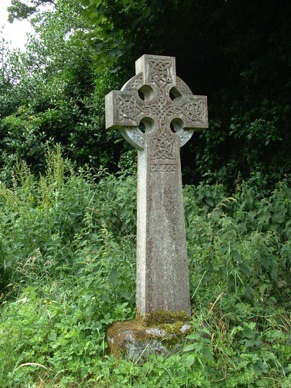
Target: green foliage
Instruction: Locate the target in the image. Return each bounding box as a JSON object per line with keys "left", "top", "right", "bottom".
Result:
{"left": 195, "top": 101, "right": 290, "bottom": 188}
{"left": 2, "top": 0, "right": 290, "bottom": 191}
{"left": 0, "top": 149, "right": 290, "bottom": 386}
{"left": 185, "top": 181, "right": 291, "bottom": 307}
{"left": 7, "top": 0, "right": 42, "bottom": 22}
{"left": 1, "top": 0, "right": 124, "bottom": 179}
{"left": 0, "top": 146, "right": 137, "bottom": 294}
{"left": 0, "top": 1, "right": 291, "bottom": 383}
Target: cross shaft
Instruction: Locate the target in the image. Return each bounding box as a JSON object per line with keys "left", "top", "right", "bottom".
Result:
{"left": 106, "top": 55, "right": 208, "bottom": 316}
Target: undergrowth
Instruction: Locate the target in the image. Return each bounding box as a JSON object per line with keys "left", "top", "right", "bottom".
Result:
{"left": 0, "top": 147, "right": 290, "bottom": 387}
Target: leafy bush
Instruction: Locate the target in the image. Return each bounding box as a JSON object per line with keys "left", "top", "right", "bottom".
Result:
{"left": 185, "top": 181, "right": 291, "bottom": 308}
{"left": 0, "top": 149, "right": 290, "bottom": 386}
{"left": 0, "top": 146, "right": 136, "bottom": 293}
{"left": 193, "top": 101, "right": 290, "bottom": 190}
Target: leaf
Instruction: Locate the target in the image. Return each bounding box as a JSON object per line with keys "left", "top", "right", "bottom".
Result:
{"left": 261, "top": 255, "right": 271, "bottom": 270}
{"left": 202, "top": 346, "right": 214, "bottom": 361}
{"left": 108, "top": 268, "right": 120, "bottom": 285}
{"left": 254, "top": 360, "right": 268, "bottom": 376}
{"left": 242, "top": 324, "right": 253, "bottom": 339}
{"left": 186, "top": 354, "right": 196, "bottom": 368}
{"left": 183, "top": 344, "right": 195, "bottom": 352}
{"left": 48, "top": 330, "right": 57, "bottom": 341}
{"left": 205, "top": 198, "right": 214, "bottom": 207}
{"left": 239, "top": 261, "right": 251, "bottom": 276}
{"left": 231, "top": 249, "right": 240, "bottom": 262}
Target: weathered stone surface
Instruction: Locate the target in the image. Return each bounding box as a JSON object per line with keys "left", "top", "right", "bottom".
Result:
{"left": 107, "top": 319, "right": 192, "bottom": 362}
{"left": 105, "top": 55, "right": 208, "bottom": 318}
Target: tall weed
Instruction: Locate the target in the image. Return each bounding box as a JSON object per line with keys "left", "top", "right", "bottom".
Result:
{"left": 185, "top": 182, "right": 291, "bottom": 309}
{"left": 0, "top": 150, "right": 290, "bottom": 386}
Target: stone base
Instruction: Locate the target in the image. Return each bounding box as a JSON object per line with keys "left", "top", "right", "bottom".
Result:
{"left": 107, "top": 318, "right": 192, "bottom": 362}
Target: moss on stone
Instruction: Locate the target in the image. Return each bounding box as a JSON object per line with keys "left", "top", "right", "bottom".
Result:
{"left": 141, "top": 309, "right": 191, "bottom": 326}
{"left": 107, "top": 313, "right": 192, "bottom": 360}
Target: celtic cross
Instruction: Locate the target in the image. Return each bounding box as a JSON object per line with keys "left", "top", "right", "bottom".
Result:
{"left": 106, "top": 55, "right": 208, "bottom": 317}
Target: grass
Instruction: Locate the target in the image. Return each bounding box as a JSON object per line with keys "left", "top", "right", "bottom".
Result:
{"left": 0, "top": 147, "right": 290, "bottom": 387}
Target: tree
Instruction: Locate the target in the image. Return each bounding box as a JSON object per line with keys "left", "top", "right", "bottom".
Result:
{"left": 77, "top": 0, "right": 291, "bottom": 188}
{"left": 2, "top": 0, "right": 291, "bottom": 190}
{"left": 1, "top": 0, "right": 125, "bottom": 179}
{"left": 7, "top": 0, "right": 56, "bottom": 22}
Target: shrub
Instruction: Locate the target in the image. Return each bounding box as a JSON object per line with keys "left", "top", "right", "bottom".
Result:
{"left": 0, "top": 149, "right": 290, "bottom": 386}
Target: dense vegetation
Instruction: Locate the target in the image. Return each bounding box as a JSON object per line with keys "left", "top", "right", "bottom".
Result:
{"left": 1, "top": 0, "right": 290, "bottom": 189}
{"left": 0, "top": 148, "right": 290, "bottom": 386}
{"left": 0, "top": 0, "right": 290, "bottom": 386}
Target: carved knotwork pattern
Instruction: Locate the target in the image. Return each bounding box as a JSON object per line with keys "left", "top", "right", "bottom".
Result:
{"left": 186, "top": 99, "right": 208, "bottom": 124}
{"left": 151, "top": 132, "right": 175, "bottom": 160}
{"left": 107, "top": 55, "right": 208, "bottom": 154}
{"left": 122, "top": 73, "right": 143, "bottom": 92}
{"left": 117, "top": 96, "right": 139, "bottom": 125}
{"left": 176, "top": 130, "right": 190, "bottom": 146}
{"left": 175, "top": 76, "right": 192, "bottom": 96}
{"left": 116, "top": 89, "right": 207, "bottom": 129}
{"left": 149, "top": 60, "right": 172, "bottom": 88}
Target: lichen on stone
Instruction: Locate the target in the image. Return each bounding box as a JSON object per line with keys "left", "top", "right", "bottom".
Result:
{"left": 107, "top": 312, "right": 192, "bottom": 361}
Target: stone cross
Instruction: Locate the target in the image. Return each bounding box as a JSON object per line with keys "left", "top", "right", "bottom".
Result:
{"left": 106, "top": 54, "right": 208, "bottom": 318}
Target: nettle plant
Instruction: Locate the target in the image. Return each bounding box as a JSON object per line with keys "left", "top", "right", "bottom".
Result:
{"left": 0, "top": 148, "right": 290, "bottom": 387}
{"left": 184, "top": 181, "right": 290, "bottom": 306}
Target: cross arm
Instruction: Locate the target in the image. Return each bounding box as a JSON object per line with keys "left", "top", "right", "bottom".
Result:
{"left": 105, "top": 90, "right": 139, "bottom": 129}
{"left": 183, "top": 95, "right": 208, "bottom": 130}
{"left": 105, "top": 90, "right": 145, "bottom": 150}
